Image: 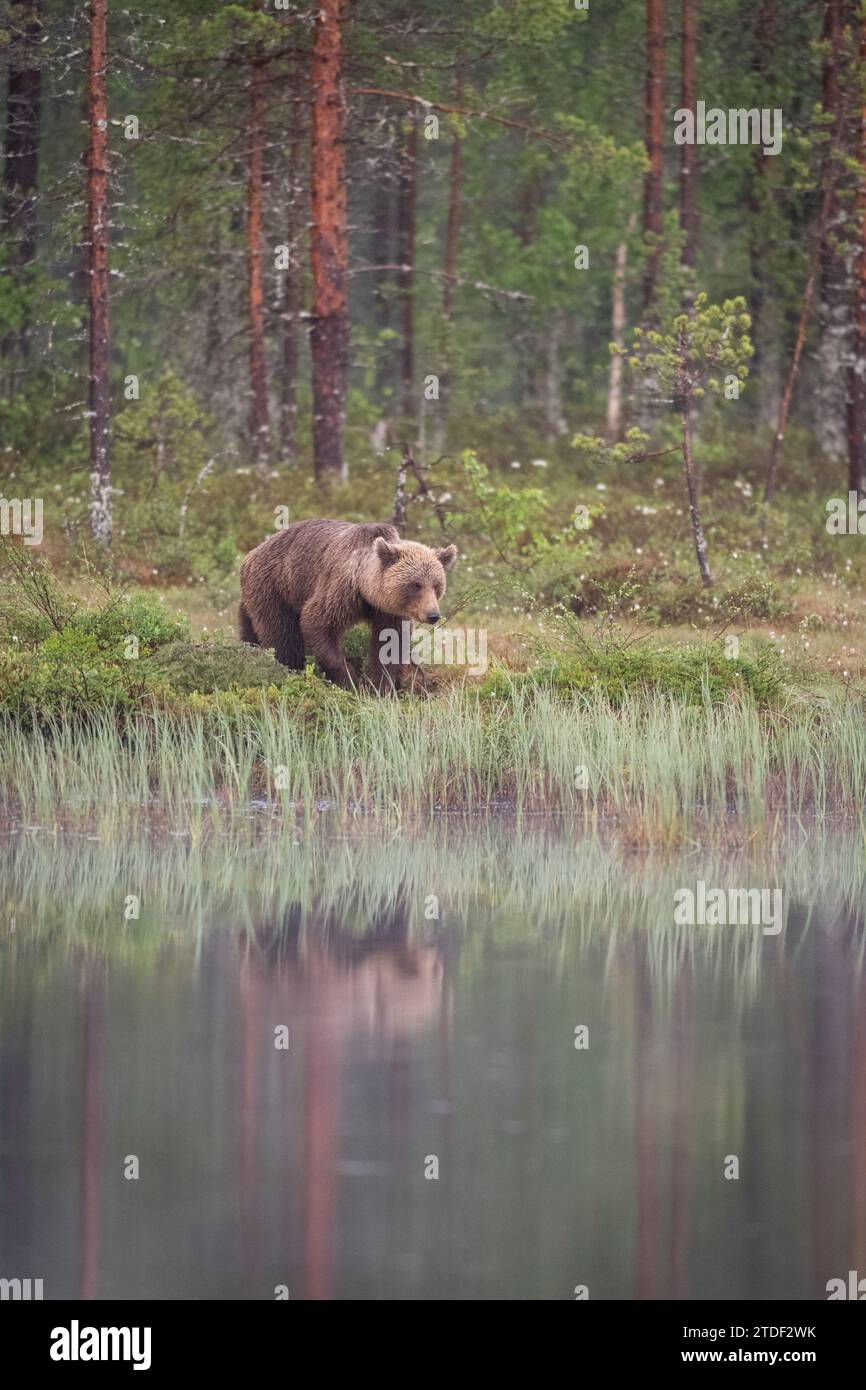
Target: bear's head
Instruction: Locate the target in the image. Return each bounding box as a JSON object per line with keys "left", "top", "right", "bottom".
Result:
{"left": 372, "top": 537, "right": 458, "bottom": 623}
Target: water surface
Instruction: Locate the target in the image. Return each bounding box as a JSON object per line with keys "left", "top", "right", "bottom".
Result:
{"left": 1, "top": 822, "right": 864, "bottom": 1299}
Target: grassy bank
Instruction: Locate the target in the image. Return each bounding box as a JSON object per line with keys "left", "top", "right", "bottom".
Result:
{"left": 3, "top": 682, "right": 866, "bottom": 841}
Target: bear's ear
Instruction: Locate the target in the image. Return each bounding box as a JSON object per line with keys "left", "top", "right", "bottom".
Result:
{"left": 375, "top": 536, "right": 400, "bottom": 567}
{"left": 437, "top": 544, "right": 458, "bottom": 570}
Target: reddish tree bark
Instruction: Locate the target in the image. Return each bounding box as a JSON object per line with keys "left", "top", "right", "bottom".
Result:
{"left": 847, "top": 12, "right": 866, "bottom": 496}
{"left": 310, "top": 0, "right": 348, "bottom": 480}
{"left": 607, "top": 214, "right": 636, "bottom": 440}
{"left": 764, "top": 8, "right": 847, "bottom": 503}
{"left": 1, "top": 0, "right": 43, "bottom": 357}
{"left": 763, "top": 181, "right": 837, "bottom": 502}
{"left": 78, "top": 965, "right": 104, "bottom": 1299}
{"left": 280, "top": 130, "right": 302, "bottom": 465}
{"left": 747, "top": 1, "right": 778, "bottom": 401}
{"left": 239, "top": 962, "right": 261, "bottom": 1285}
{"left": 823, "top": 0, "right": 844, "bottom": 121}
{"left": 247, "top": 5, "right": 270, "bottom": 472}
{"left": 397, "top": 110, "right": 418, "bottom": 421}
{"left": 642, "top": 0, "right": 665, "bottom": 318}
{"left": 436, "top": 67, "right": 464, "bottom": 447}
{"left": 87, "top": 0, "right": 111, "bottom": 545}
{"left": 679, "top": 0, "right": 697, "bottom": 290}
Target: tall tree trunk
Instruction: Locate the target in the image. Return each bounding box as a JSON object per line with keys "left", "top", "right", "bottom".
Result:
{"left": 816, "top": 0, "right": 850, "bottom": 463}
{"left": 681, "top": 387, "right": 711, "bottom": 586}
{"left": 435, "top": 66, "right": 464, "bottom": 452}
{"left": 517, "top": 169, "right": 542, "bottom": 412}
{"left": 763, "top": 236, "right": 825, "bottom": 503}
{"left": 372, "top": 134, "right": 396, "bottom": 406}
{"left": 1, "top": 0, "right": 42, "bottom": 358}
{"left": 748, "top": 0, "right": 778, "bottom": 424}
{"left": 310, "top": 0, "right": 348, "bottom": 480}
{"left": 87, "top": 0, "right": 111, "bottom": 546}
{"left": 764, "top": 91, "right": 843, "bottom": 501}
{"left": 247, "top": 6, "right": 270, "bottom": 473}
{"left": 280, "top": 130, "right": 302, "bottom": 465}
{"left": 607, "top": 215, "right": 636, "bottom": 441}
{"left": 205, "top": 218, "right": 224, "bottom": 388}
{"left": 642, "top": 0, "right": 665, "bottom": 320}
{"left": 847, "top": 11, "right": 866, "bottom": 497}
{"left": 397, "top": 110, "right": 418, "bottom": 422}
{"left": 679, "top": 0, "right": 697, "bottom": 300}
{"left": 544, "top": 310, "right": 568, "bottom": 443}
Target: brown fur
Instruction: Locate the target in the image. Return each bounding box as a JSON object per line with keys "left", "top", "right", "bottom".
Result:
{"left": 239, "top": 519, "right": 457, "bottom": 689}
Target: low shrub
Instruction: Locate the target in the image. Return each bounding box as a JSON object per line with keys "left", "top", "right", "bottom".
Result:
{"left": 0, "top": 629, "right": 146, "bottom": 720}
{"left": 478, "top": 639, "right": 785, "bottom": 707}
{"left": 150, "top": 639, "right": 289, "bottom": 693}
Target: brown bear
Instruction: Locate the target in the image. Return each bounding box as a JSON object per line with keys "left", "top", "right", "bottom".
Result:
{"left": 239, "top": 519, "right": 457, "bottom": 689}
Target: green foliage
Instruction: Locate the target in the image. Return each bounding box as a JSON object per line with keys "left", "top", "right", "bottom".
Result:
{"left": 455, "top": 449, "right": 549, "bottom": 550}
{"left": 571, "top": 427, "right": 651, "bottom": 472}
{"left": 0, "top": 560, "right": 190, "bottom": 720}
{"left": 0, "top": 551, "right": 189, "bottom": 655}
{"left": 446, "top": 449, "right": 593, "bottom": 604}
{"left": 0, "top": 628, "right": 143, "bottom": 721}
{"left": 175, "top": 672, "right": 359, "bottom": 726}
{"left": 342, "top": 624, "right": 370, "bottom": 667}
{"left": 623, "top": 295, "right": 754, "bottom": 405}
{"left": 479, "top": 639, "right": 784, "bottom": 708}
{"left": 77, "top": 594, "right": 190, "bottom": 653}
{"left": 111, "top": 370, "right": 237, "bottom": 581}
{"left": 150, "top": 639, "right": 289, "bottom": 694}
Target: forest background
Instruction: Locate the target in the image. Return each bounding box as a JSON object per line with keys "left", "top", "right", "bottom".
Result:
{"left": 1, "top": 0, "right": 865, "bottom": 716}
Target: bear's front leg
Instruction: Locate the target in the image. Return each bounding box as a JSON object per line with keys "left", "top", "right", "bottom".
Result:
{"left": 301, "top": 603, "right": 354, "bottom": 688}
{"left": 368, "top": 612, "right": 405, "bottom": 694}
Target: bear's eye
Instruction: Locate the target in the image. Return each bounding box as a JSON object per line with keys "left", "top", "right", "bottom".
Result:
{"left": 410, "top": 581, "right": 422, "bottom": 591}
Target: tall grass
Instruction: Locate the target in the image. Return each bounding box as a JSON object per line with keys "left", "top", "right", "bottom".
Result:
{"left": 1, "top": 683, "right": 865, "bottom": 839}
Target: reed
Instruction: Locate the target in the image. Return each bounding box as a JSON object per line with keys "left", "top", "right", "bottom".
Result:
{"left": 1, "top": 684, "right": 864, "bottom": 840}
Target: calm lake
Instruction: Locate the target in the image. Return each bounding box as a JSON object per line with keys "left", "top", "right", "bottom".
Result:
{"left": 1, "top": 820, "right": 864, "bottom": 1300}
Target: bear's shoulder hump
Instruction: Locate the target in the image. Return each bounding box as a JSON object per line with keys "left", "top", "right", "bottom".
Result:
{"left": 353, "top": 522, "right": 400, "bottom": 544}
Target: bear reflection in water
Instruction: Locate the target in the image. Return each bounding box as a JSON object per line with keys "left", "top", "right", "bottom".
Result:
{"left": 236, "top": 896, "right": 450, "bottom": 1298}
{"left": 245, "top": 896, "right": 447, "bottom": 1042}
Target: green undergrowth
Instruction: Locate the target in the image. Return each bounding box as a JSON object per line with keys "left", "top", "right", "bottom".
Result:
{"left": 477, "top": 640, "right": 784, "bottom": 706}
{"left": 0, "top": 557, "right": 793, "bottom": 722}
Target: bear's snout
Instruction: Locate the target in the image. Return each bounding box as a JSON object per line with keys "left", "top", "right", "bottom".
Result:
{"left": 426, "top": 609, "right": 441, "bottom": 624}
